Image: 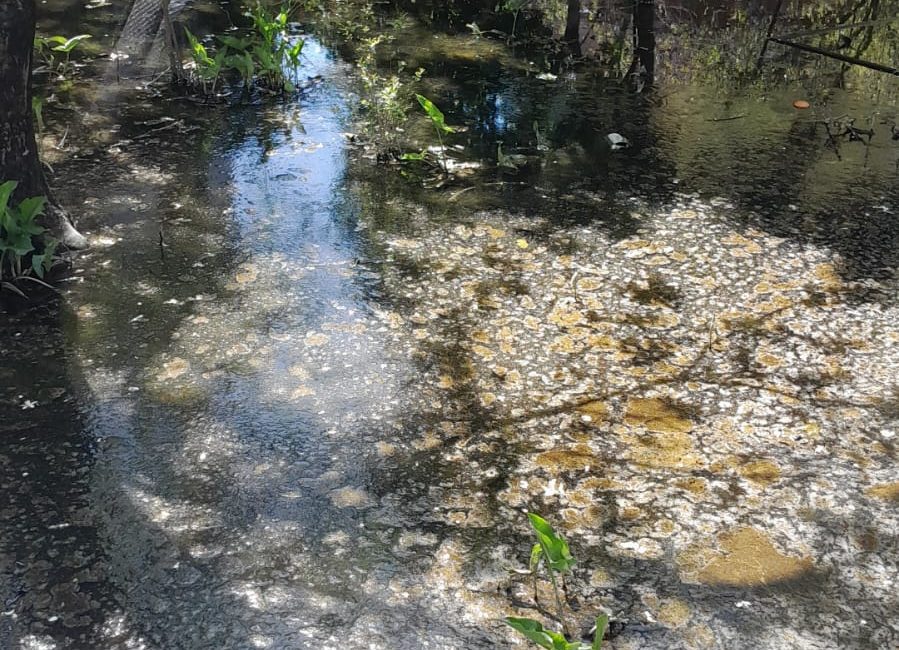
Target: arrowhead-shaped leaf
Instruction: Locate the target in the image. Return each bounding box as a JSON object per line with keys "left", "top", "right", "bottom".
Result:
{"left": 415, "top": 94, "right": 458, "bottom": 134}
{"left": 528, "top": 513, "right": 575, "bottom": 574}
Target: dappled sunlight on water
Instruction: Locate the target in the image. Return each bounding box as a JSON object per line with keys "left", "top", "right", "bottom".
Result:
{"left": 3, "top": 2, "right": 899, "bottom": 649}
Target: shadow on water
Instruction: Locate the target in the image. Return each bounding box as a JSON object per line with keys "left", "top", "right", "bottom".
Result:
{"left": 3, "top": 0, "right": 899, "bottom": 648}
{"left": 357, "top": 0, "right": 899, "bottom": 283}
{"left": 6, "top": 20, "right": 501, "bottom": 646}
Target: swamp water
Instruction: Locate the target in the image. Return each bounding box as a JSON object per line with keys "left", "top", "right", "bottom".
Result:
{"left": 2, "top": 2, "right": 899, "bottom": 649}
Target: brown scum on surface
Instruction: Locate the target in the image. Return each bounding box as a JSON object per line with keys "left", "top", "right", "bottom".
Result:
{"left": 624, "top": 397, "right": 694, "bottom": 434}
{"left": 865, "top": 482, "right": 899, "bottom": 502}
{"left": 681, "top": 527, "right": 814, "bottom": 587}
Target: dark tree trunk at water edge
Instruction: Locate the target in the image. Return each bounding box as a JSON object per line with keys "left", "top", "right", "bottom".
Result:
{"left": 0, "top": 0, "right": 87, "bottom": 249}
{"left": 563, "top": 0, "right": 582, "bottom": 57}
{"left": 633, "top": 0, "right": 655, "bottom": 85}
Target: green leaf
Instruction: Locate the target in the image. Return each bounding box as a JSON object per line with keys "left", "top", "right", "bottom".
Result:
{"left": 32, "top": 96, "right": 45, "bottom": 131}
{"left": 31, "top": 253, "right": 46, "bottom": 278}
{"left": 225, "top": 53, "right": 255, "bottom": 83}
{"left": 400, "top": 151, "right": 426, "bottom": 161}
{"left": 505, "top": 617, "right": 558, "bottom": 650}
{"left": 415, "top": 94, "right": 457, "bottom": 134}
{"left": 15, "top": 196, "right": 47, "bottom": 224}
{"left": 528, "top": 513, "right": 575, "bottom": 574}
{"left": 51, "top": 34, "right": 91, "bottom": 53}
{"left": 184, "top": 27, "right": 213, "bottom": 66}
{"left": 5, "top": 231, "right": 36, "bottom": 257}
{"left": 0, "top": 181, "right": 17, "bottom": 217}
{"left": 287, "top": 39, "right": 304, "bottom": 67}
{"left": 218, "top": 35, "right": 251, "bottom": 51}
{"left": 529, "top": 542, "right": 544, "bottom": 572}
{"left": 38, "top": 35, "right": 68, "bottom": 47}
{"left": 592, "top": 614, "right": 609, "bottom": 650}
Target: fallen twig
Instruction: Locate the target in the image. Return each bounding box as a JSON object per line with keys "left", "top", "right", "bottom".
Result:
{"left": 707, "top": 114, "right": 747, "bottom": 122}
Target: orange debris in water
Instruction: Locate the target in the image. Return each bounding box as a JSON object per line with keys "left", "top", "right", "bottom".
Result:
{"left": 792, "top": 99, "right": 810, "bottom": 109}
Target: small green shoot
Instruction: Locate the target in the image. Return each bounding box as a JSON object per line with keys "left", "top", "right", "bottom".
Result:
{"left": 506, "top": 514, "right": 607, "bottom": 649}
{"left": 413, "top": 94, "right": 458, "bottom": 172}
{"left": 528, "top": 513, "right": 573, "bottom": 636}
{"left": 528, "top": 513, "right": 575, "bottom": 574}
{"left": 592, "top": 614, "right": 609, "bottom": 650}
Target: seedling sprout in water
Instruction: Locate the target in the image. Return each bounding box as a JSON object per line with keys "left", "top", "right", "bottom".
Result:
{"left": 505, "top": 513, "right": 609, "bottom": 649}
{"left": 403, "top": 94, "right": 459, "bottom": 172}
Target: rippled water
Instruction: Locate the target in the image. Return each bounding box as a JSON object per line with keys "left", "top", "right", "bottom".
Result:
{"left": 3, "top": 2, "right": 899, "bottom": 649}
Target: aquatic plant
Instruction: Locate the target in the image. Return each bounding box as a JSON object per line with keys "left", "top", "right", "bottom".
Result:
{"left": 34, "top": 34, "right": 92, "bottom": 79}
{"left": 181, "top": 4, "right": 304, "bottom": 96}
{"left": 409, "top": 94, "right": 458, "bottom": 171}
{"left": 0, "top": 181, "right": 58, "bottom": 296}
{"left": 245, "top": 3, "right": 304, "bottom": 91}
{"left": 31, "top": 33, "right": 92, "bottom": 139}
{"left": 184, "top": 28, "right": 227, "bottom": 95}
{"left": 505, "top": 513, "right": 608, "bottom": 649}
{"left": 357, "top": 35, "right": 422, "bottom": 158}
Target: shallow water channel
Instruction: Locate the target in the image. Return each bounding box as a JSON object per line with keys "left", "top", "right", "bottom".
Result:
{"left": 2, "top": 2, "right": 899, "bottom": 649}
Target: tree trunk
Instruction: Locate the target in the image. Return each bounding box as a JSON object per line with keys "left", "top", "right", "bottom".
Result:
{"left": 632, "top": 0, "right": 655, "bottom": 85}
{"left": 563, "top": 0, "right": 582, "bottom": 57}
{"left": 0, "top": 0, "right": 87, "bottom": 249}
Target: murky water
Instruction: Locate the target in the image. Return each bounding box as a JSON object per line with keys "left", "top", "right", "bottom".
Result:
{"left": 3, "top": 2, "right": 899, "bottom": 649}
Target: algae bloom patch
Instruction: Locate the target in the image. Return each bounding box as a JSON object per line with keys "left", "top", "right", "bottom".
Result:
{"left": 690, "top": 527, "right": 814, "bottom": 587}
{"left": 865, "top": 482, "right": 899, "bottom": 502}
{"left": 624, "top": 397, "right": 693, "bottom": 434}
